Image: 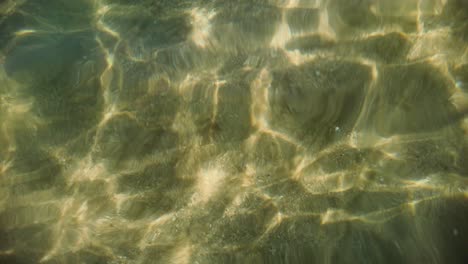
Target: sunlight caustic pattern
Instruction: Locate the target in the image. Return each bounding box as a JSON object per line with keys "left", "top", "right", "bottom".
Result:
{"left": 0, "top": 0, "right": 468, "bottom": 263}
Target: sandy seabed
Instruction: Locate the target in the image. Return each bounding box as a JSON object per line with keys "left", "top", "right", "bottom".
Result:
{"left": 1, "top": 0, "right": 468, "bottom": 263}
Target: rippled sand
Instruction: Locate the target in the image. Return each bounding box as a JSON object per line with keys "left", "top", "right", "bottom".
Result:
{"left": 1, "top": 0, "right": 468, "bottom": 263}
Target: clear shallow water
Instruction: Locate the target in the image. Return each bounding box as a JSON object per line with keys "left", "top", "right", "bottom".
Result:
{"left": 0, "top": 0, "right": 468, "bottom": 263}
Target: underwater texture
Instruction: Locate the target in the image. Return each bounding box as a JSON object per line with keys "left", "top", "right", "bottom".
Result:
{"left": 0, "top": 0, "right": 468, "bottom": 263}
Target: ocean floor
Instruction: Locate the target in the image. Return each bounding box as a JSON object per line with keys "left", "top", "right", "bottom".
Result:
{"left": 1, "top": 0, "right": 468, "bottom": 263}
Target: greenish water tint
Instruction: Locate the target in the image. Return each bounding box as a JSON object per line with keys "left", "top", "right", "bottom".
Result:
{"left": 0, "top": 0, "right": 468, "bottom": 263}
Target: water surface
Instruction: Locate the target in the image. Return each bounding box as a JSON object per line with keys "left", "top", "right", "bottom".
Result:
{"left": 1, "top": 0, "right": 468, "bottom": 263}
